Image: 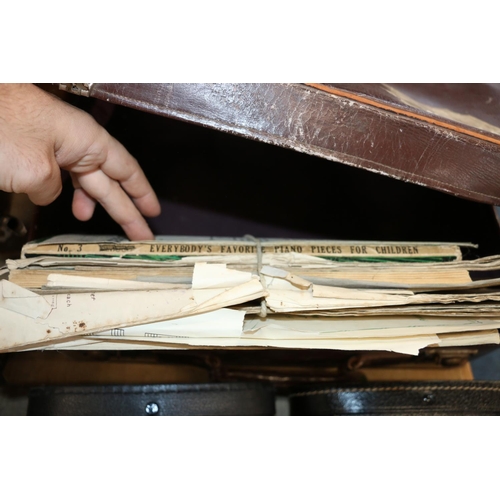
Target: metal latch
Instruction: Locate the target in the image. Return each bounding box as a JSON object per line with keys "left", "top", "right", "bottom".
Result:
{"left": 58, "top": 83, "right": 92, "bottom": 97}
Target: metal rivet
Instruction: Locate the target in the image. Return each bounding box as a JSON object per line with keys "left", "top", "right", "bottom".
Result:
{"left": 422, "top": 393, "right": 435, "bottom": 404}
{"left": 145, "top": 402, "right": 159, "bottom": 415}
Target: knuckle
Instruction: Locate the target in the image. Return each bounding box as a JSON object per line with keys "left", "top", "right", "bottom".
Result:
{"left": 28, "top": 157, "right": 59, "bottom": 188}
{"left": 20, "top": 153, "right": 61, "bottom": 201}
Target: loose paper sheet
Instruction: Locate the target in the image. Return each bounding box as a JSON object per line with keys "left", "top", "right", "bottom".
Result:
{"left": 0, "top": 263, "right": 265, "bottom": 351}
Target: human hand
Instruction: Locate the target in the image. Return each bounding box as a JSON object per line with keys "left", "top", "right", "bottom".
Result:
{"left": 0, "top": 83, "right": 161, "bottom": 240}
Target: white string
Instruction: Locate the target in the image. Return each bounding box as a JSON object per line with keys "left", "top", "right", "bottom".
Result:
{"left": 244, "top": 234, "right": 268, "bottom": 317}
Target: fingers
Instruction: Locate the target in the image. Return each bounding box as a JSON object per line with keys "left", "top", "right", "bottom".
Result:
{"left": 56, "top": 113, "right": 161, "bottom": 219}
{"left": 55, "top": 112, "right": 161, "bottom": 239}
{"left": 100, "top": 134, "right": 161, "bottom": 218}
{"left": 69, "top": 132, "right": 160, "bottom": 239}
{"left": 74, "top": 169, "right": 155, "bottom": 241}
{"left": 71, "top": 174, "right": 96, "bottom": 221}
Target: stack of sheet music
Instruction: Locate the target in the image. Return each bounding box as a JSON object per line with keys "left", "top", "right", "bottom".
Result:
{"left": 2, "top": 235, "right": 500, "bottom": 355}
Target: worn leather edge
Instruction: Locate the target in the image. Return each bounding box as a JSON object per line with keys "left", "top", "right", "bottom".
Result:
{"left": 90, "top": 83, "right": 500, "bottom": 205}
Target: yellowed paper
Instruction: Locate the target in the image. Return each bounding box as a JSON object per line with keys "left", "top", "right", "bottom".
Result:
{"left": 0, "top": 263, "right": 265, "bottom": 351}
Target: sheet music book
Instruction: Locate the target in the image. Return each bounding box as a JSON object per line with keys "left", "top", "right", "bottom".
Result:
{"left": 2, "top": 235, "right": 499, "bottom": 355}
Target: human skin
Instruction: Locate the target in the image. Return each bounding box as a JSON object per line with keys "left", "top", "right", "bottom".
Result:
{"left": 0, "top": 83, "right": 161, "bottom": 240}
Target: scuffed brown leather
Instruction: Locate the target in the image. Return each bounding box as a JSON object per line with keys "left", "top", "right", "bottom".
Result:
{"left": 89, "top": 83, "right": 500, "bottom": 205}
{"left": 313, "top": 83, "right": 500, "bottom": 142}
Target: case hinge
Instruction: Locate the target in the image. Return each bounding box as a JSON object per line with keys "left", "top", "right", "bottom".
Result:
{"left": 58, "top": 83, "right": 92, "bottom": 97}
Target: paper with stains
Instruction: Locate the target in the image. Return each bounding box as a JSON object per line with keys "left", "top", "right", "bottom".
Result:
{"left": 0, "top": 263, "right": 265, "bottom": 351}
{"left": 19, "top": 314, "right": 500, "bottom": 356}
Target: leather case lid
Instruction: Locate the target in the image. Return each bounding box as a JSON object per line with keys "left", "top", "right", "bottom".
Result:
{"left": 87, "top": 83, "right": 500, "bottom": 206}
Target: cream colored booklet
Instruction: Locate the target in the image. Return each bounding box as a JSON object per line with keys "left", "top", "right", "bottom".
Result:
{"left": 20, "top": 234, "right": 470, "bottom": 261}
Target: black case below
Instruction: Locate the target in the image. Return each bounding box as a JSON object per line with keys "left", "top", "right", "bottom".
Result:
{"left": 27, "top": 383, "right": 277, "bottom": 416}
{"left": 289, "top": 381, "right": 500, "bottom": 415}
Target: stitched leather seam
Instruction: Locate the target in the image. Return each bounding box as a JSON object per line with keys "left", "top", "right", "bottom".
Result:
{"left": 330, "top": 411, "right": 498, "bottom": 415}
{"left": 290, "top": 386, "right": 500, "bottom": 398}
{"left": 95, "top": 88, "right": 500, "bottom": 204}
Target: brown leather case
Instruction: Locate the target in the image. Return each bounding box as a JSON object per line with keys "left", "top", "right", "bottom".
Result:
{"left": 82, "top": 83, "right": 500, "bottom": 205}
